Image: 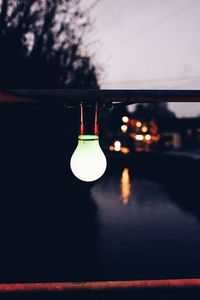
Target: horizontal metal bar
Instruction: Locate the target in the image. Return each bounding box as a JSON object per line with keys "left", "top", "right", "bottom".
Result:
{"left": 0, "top": 92, "right": 34, "bottom": 103}
{"left": 0, "top": 278, "right": 200, "bottom": 293}
{"left": 2, "top": 89, "right": 200, "bottom": 105}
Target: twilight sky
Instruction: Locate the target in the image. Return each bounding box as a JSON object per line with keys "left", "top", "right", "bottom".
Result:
{"left": 82, "top": 0, "right": 200, "bottom": 117}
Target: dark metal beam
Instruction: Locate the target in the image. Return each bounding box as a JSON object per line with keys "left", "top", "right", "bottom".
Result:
{"left": 2, "top": 89, "right": 200, "bottom": 105}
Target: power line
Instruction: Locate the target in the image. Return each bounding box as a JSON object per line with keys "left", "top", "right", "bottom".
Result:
{"left": 172, "top": 77, "right": 200, "bottom": 88}
{"left": 102, "top": 75, "right": 200, "bottom": 86}
{"left": 87, "top": 0, "right": 104, "bottom": 11}
{"left": 109, "top": 0, "right": 199, "bottom": 48}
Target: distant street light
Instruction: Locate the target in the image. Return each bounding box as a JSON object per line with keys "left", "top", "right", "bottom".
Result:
{"left": 122, "top": 116, "right": 129, "bottom": 123}
{"left": 136, "top": 121, "right": 142, "bottom": 127}
{"left": 121, "top": 124, "right": 128, "bottom": 133}
{"left": 141, "top": 126, "right": 148, "bottom": 133}
{"left": 135, "top": 134, "right": 144, "bottom": 141}
{"left": 114, "top": 141, "right": 121, "bottom": 151}
{"left": 145, "top": 134, "right": 151, "bottom": 141}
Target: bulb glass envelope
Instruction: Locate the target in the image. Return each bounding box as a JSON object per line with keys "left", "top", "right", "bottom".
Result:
{"left": 70, "top": 135, "right": 107, "bottom": 182}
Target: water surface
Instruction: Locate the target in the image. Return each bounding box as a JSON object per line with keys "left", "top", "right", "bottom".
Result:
{"left": 91, "top": 167, "right": 200, "bottom": 280}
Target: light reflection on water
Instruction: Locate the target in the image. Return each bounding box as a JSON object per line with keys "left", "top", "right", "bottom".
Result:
{"left": 120, "top": 168, "right": 131, "bottom": 205}
{"left": 91, "top": 169, "right": 200, "bottom": 280}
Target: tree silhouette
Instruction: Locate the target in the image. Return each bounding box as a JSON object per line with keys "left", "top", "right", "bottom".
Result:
{"left": 132, "top": 103, "right": 175, "bottom": 120}
{"left": 0, "top": 0, "right": 99, "bottom": 88}
{"left": 131, "top": 103, "right": 177, "bottom": 130}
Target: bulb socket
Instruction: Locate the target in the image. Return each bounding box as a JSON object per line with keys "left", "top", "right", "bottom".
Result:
{"left": 78, "top": 135, "right": 99, "bottom": 141}
{"left": 79, "top": 103, "right": 99, "bottom": 135}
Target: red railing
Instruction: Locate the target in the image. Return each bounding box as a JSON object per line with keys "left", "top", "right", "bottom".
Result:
{"left": 0, "top": 278, "right": 200, "bottom": 294}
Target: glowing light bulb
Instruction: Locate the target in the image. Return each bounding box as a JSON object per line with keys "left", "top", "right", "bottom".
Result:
{"left": 70, "top": 135, "right": 107, "bottom": 182}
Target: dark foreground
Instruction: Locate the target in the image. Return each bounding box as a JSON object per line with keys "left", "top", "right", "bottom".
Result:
{"left": 0, "top": 103, "right": 199, "bottom": 299}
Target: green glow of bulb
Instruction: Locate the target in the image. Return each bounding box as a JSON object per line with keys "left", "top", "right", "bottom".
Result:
{"left": 70, "top": 135, "right": 107, "bottom": 182}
